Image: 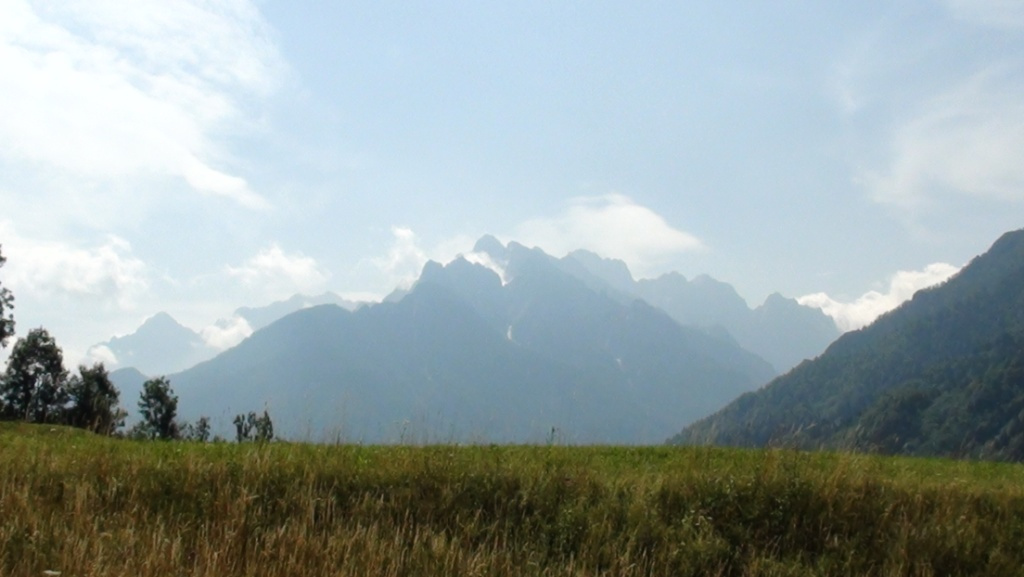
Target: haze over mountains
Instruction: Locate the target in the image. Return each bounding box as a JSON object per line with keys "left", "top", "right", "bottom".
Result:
{"left": 91, "top": 312, "right": 214, "bottom": 378}
{"left": 90, "top": 292, "right": 359, "bottom": 376}
{"left": 529, "top": 242, "right": 839, "bottom": 373}
{"left": 675, "top": 228, "right": 1024, "bottom": 460}
{"left": 166, "top": 243, "right": 772, "bottom": 443}
{"left": 97, "top": 237, "right": 843, "bottom": 443}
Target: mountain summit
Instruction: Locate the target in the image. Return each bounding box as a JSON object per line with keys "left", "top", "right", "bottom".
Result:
{"left": 87, "top": 293, "right": 362, "bottom": 376}
{"left": 169, "top": 242, "right": 777, "bottom": 443}
{"left": 552, "top": 250, "right": 839, "bottom": 373}
{"left": 87, "top": 312, "right": 213, "bottom": 376}
{"left": 461, "top": 238, "right": 837, "bottom": 372}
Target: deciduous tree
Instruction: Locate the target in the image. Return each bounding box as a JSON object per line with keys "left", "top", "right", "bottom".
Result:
{"left": 0, "top": 328, "right": 67, "bottom": 422}
{"left": 66, "top": 363, "right": 125, "bottom": 434}
{"left": 182, "top": 416, "right": 212, "bottom": 442}
{"left": 137, "top": 377, "right": 179, "bottom": 440}
{"left": 234, "top": 410, "right": 273, "bottom": 443}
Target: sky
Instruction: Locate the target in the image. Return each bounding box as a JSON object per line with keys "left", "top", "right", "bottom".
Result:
{"left": 1, "top": 0, "right": 1023, "bottom": 365}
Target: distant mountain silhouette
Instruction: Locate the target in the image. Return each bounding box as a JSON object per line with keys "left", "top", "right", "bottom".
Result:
{"left": 168, "top": 242, "right": 776, "bottom": 443}
{"left": 235, "top": 291, "right": 360, "bottom": 332}
{"left": 673, "top": 228, "right": 1024, "bottom": 460}
{"left": 738, "top": 292, "right": 841, "bottom": 373}
{"left": 87, "top": 293, "right": 362, "bottom": 376}
{"left": 471, "top": 239, "right": 839, "bottom": 373}
{"left": 87, "top": 313, "right": 214, "bottom": 376}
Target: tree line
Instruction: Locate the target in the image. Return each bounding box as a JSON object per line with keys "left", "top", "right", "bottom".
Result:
{"left": 0, "top": 244, "right": 271, "bottom": 442}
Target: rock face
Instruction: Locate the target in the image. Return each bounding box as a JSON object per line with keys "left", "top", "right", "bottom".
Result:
{"left": 673, "top": 228, "right": 1024, "bottom": 460}
{"left": 168, "top": 242, "right": 776, "bottom": 444}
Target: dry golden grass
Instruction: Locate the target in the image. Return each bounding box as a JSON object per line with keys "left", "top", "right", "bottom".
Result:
{"left": 3, "top": 424, "right": 1024, "bottom": 576}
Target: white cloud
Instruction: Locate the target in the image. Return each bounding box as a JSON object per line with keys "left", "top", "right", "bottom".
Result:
{"left": 356, "top": 229, "right": 490, "bottom": 298}
{"left": 864, "top": 68, "right": 1024, "bottom": 209}
{"left": 0, "top": 0, "right": 281, "bottom": 208}
{"left": 85, "top": 343, "right": 118, "bottom": 366}
{"left": 0, "top": 223, "right": 148, "bottom": 308}
{"left": 369, "top": 227, "right": 432, "bottom": 291}
{"left": 513, "top": 194, "right": 703, "bottom": 277}
{"left": 798, "top": 262, "right": 960, "bottom": 331}
{"left": 200, "top": 315, "right": 253, "bottom": 350}
{"left": 359, "top": 199, "right": 701, "bottom": 294}
{"left": 226, "top": 244, "right": 328, "bottom": 301}
{"left": 0, "top": 222, "right": 157, "bottom": 367}
{"left": 182, "top": 156, "right": 270, "bottom": 210}
{"left": 463, "top": 251, "right": 509, "bottom": 284}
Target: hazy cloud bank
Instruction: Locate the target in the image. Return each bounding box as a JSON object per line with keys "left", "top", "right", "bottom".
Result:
{"left": 865, "top": 68, "right": 1024, "bottom": 210}
{"left": 799, "top": 263, "right": 960, "bottom": 331}
{"left": 0, "top": 0, "right": 282, "bottom": 209}
{"left": 0, "top": 222, "right": 148, "bottom": 309}
{"left": 514, "top": 194, "right": 703, "bottom": 278}
{"left": 226, "top": 244, "right": 329, "bottom": 303}
{"left": 368, "top": 227, "right": 432, "bottom": 292}
{"left": 200, "top": 315, "right": 254, "bottom": 351}
{"left": 360, "top": 195, "right": 703, "bottom": 297}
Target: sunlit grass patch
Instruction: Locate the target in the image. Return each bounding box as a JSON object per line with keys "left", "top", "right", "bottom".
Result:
{"left": 2, "top": 425, "right": 1024, "bottom": 576}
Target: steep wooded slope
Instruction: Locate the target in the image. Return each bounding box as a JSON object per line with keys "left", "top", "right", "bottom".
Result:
{"left": 674, "top": 228, "right": 1024, "bottom": 460}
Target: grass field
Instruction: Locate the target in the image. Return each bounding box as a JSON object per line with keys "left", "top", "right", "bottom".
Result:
{"left": 3, "top": 423, "right": 1024, "bottom": 576}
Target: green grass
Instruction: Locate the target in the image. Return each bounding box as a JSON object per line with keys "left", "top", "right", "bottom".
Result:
{"left": 3, "top": 424, "right": 1024, "bottom": 576}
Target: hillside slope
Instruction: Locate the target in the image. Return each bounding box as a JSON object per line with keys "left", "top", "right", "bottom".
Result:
{"left": 673, "top": 228, "right": 1024, "bottom": 460}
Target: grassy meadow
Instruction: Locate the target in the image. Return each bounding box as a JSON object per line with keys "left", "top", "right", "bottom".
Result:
{"left": 3, "top": 423, "right": 1024, "bottom": 576}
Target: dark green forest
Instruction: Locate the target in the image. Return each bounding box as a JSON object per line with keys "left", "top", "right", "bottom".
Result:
{"left": 675, "top": 228, "right": 1024, "bottom": 460}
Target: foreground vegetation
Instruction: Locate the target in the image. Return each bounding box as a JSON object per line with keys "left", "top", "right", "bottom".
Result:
{"left": 3, "top": 425, "right": 1024, "bottom": 576}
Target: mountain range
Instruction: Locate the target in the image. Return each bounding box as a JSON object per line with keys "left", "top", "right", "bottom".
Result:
{"left": 162, "top": 242, "right": 777, "bottom": 443}
{"left": 475, "top": 238, "right": 839, "bottom": 373}
{"left": 90, "top": 292, "right": 359, "bottom": 376}
{"left": 673, "top": 228, "right": 1024, "bottom": 460}
{"left": 90, "top": 312, "right": 214, "bottom": 377}
{"left": 99, "top": 237, "right": 841, "bottom": 443}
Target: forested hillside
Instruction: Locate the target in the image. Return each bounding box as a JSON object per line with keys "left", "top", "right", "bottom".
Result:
{"left": 674, "top": 228, "right": 1024, "bottom": 460}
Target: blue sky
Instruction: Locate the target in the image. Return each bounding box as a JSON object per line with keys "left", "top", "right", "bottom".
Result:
{"left": 1, "top": 0, "right": 1022, "bottom": 363}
